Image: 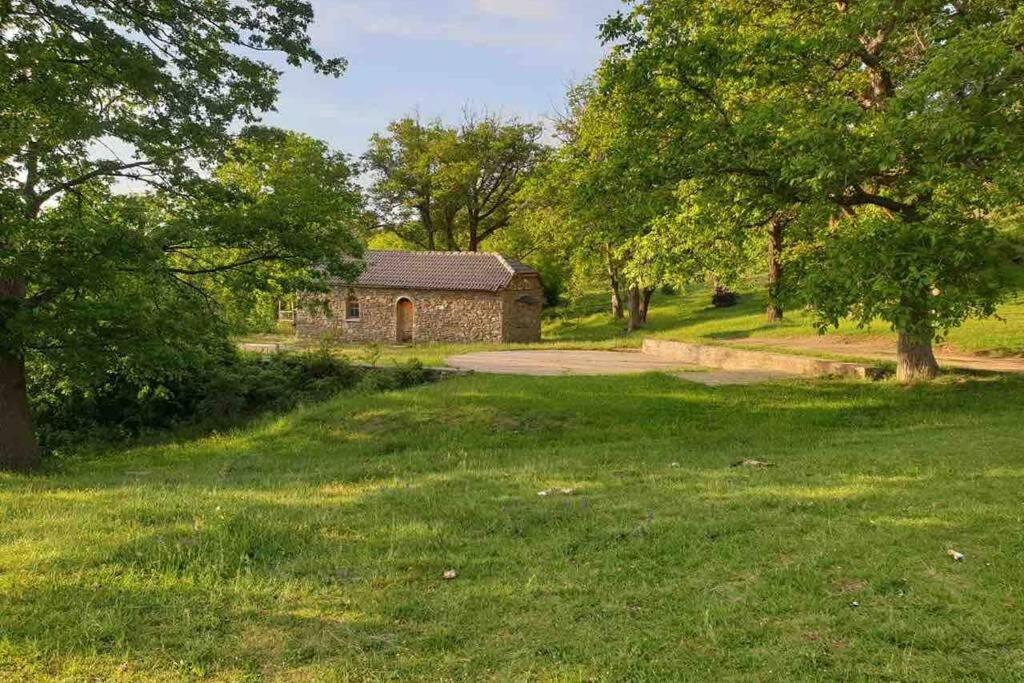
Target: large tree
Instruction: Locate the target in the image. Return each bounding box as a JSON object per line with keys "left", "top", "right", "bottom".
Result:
{"left": 603, "top": 0, "right": 1024, "bottom": 380}
{"left": 363, "top": 117, "right": 463, "bottom": 251}
{"left": 519, "top": 81, "right": 676, "bottom": 330}
{"left": 1, "top": 0, "right": 349, "bottom": 470}
{"left": 365, "top": 113, "right": 545, "bottom": 252}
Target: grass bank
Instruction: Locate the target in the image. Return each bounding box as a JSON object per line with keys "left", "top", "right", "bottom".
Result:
{"left": 2, "top": 371, "right": 1023, "bottom": 680}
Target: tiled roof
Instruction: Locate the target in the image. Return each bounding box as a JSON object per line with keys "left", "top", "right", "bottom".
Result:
{"left": 349, "top": 251, "right": 538, "bottom": 292}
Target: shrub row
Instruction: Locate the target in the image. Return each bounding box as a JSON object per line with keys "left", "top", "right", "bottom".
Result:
{"left": 30, "top": 350, "right": 432, "bottom": 453}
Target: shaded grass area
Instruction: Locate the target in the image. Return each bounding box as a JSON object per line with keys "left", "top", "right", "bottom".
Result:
{"left": 3, "top": 372, "right": 1024, "bottom": 680}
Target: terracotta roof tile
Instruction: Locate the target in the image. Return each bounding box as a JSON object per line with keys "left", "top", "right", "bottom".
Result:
{"left": 349, "top": 251, "right": 538, "bottom": 292}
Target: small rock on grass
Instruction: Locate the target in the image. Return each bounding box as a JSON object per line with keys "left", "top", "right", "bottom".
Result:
{"left": 732, "top": 459, "right": 775, "bottom": 468}
{"left": 442, "top": 569, "right": 458, "bottom": 580}
{"left": 537, "top": 488, "right": 578, "bottom": 497}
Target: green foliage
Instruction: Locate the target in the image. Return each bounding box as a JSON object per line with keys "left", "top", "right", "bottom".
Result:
{"left": 514, "top": 80, "right": 681, "bottom": 316}
{"left": 364, "top": 113, "right": 546, "bottom": 252}
{"left": 602, "top": 0, "right": 1024, "bottom": 350}
{"left": 0, "top": 0, "right": 349, "bottom": 463}
{"left": 792, "top": 215, "right": 1010, "bottom": 341}
{"left": 6, "top": 127, "right": 363, "bottom": 387}
{"left": 29, "top": 349, "right": 431, "bottom": 453}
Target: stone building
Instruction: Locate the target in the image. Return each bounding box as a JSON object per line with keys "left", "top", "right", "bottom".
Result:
{"left": 294, "top": 251, "right": 544, "bottom": 344}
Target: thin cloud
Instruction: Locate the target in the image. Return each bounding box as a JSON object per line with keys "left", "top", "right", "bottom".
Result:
{"left": 474, "top": 0, "right": 557, "bottom": 20}
{"left": 320, "top": 1, "right": 582, "bottom": 50}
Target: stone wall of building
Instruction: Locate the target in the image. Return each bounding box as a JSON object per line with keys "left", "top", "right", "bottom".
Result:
{"left": 296, "top": 286, "right": 510, "bottom": 344}
{"left": 502, "top": 274, "right": 544, "bottom": 343}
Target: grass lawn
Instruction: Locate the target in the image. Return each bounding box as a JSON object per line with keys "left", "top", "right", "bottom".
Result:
{"left": 3, "top": 371, "right": 1024, "bottom": 680}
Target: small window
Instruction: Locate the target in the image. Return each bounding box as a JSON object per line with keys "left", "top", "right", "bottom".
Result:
{"left": 345, "top": 292, "right": 361, "bottom": 321}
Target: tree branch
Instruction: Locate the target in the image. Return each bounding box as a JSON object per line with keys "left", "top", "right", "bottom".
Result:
{"left": 168, "top": 252, "right": 280, "bottom": 276}
{"left": 32, "top": 160, "right": 156, "bottom": 212}
{"left": 833, "top": 187, "right": 920, "bottom": 220}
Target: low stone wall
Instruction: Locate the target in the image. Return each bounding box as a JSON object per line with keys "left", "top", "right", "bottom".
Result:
{"left": 642, "top": 339, "right": 882, "bottom": 379}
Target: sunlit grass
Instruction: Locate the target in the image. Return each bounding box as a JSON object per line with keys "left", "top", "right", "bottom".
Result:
{"left": 3, "top": 372, "right": 1024, "bottom": 679}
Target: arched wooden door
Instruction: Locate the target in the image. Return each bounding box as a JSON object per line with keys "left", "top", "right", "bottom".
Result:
{"left": 396, "top": 298, "right": 414, "bottom": 343}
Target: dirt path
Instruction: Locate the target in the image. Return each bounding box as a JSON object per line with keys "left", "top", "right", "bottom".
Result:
{"left": 731, "top": 336, "right": 1024, "bottom": 374}
{"left": 447, "top": 350, "right": 798, "bottom": 385}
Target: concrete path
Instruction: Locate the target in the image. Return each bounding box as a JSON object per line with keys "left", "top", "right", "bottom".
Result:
{"left": 447, "top": 350, "right": 797, "bottom": 385}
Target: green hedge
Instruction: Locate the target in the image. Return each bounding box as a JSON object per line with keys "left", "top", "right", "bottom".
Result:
{"left": 30, "top": 350, "right": 432, "bottom": 453}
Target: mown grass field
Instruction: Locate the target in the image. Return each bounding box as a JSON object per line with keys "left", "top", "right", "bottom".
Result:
{"left": 3, "top": 370, "right": 1024, "bottom": 681}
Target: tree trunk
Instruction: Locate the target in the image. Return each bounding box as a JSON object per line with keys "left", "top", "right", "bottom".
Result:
{"left": 897, "top": 331, "right": 939, "bottom": 383}
{"left": 766, "top": 219, "right": 784, "bottom": 322}
{"left": 606, "top": 247, "right": 624, "bottom": 319}
{"left": 417, "top": 205, "right": 436, "bottom": 250}
{"left": 467, "top": 219, "right": 480, "bottom": 252}
{"left": 611, "top": 287, "right": 624, "bottom": 319}
{"left": 0, "top": 353, "right": 40, "bottom": 472}
{"left": 640, "top": 287, "right": 655, "bottom": 323}
{"left": 627, "top": 286, "right": 643, "bottom": 332}
{"left": 1, "top": 277, "right": 41, "bottom": 471}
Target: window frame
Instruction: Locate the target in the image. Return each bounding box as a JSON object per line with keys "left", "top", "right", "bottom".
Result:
{"left": 344, "top": 291, "right": 361, "bottom": 321}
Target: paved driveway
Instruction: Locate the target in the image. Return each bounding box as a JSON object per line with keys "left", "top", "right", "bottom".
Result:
{"left": 447, "top": 350, "right": 795, "bottom": 385}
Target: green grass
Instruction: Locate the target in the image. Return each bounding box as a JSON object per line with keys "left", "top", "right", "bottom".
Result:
{"left": 4, "top": 372, "right": 1024, "bottom": 680}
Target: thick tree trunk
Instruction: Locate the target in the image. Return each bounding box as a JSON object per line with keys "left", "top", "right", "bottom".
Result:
{"left": 897, "top": 332, "right": 939, "bottom": 383}
{"left": 1, "top": 277, "right": 41, "bottom": 471}
{"left": 640, "top": 287, "right": 655, "bottom": 324}
{"left": 627, "top": 286, "right": 643, "bottom": 332}
{"left": 0, "top": 353, "right": 40, "bottom": 472}
{"left": 895, "top": 302, "right": 940, "bottom": 382}
{"left": 767, "top": 219, "right": 784, "bottom": 322}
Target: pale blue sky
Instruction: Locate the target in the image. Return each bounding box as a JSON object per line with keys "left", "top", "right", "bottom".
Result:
{"left": 259, "top": 0, "right": 625, "bottom": 155}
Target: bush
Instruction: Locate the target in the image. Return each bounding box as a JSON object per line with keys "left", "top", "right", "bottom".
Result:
{"left": 29, "top": 350, "right": 430, "bottom": 453}
{"left": 357, "top": 360, "right": 430, "bottom": 393}
{"left": 712, "top": 286, "right": 739, "bottom": 308}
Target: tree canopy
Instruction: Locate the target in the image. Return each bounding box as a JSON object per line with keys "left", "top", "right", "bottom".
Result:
{"left": 1, "top": 0, "right": 352, "bottom": 470}
{"left": 601, "top": 0, "right": 1024, "bottom": 379}
{"left": 364, "top": 113, "right": 546, "bottom": 252}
